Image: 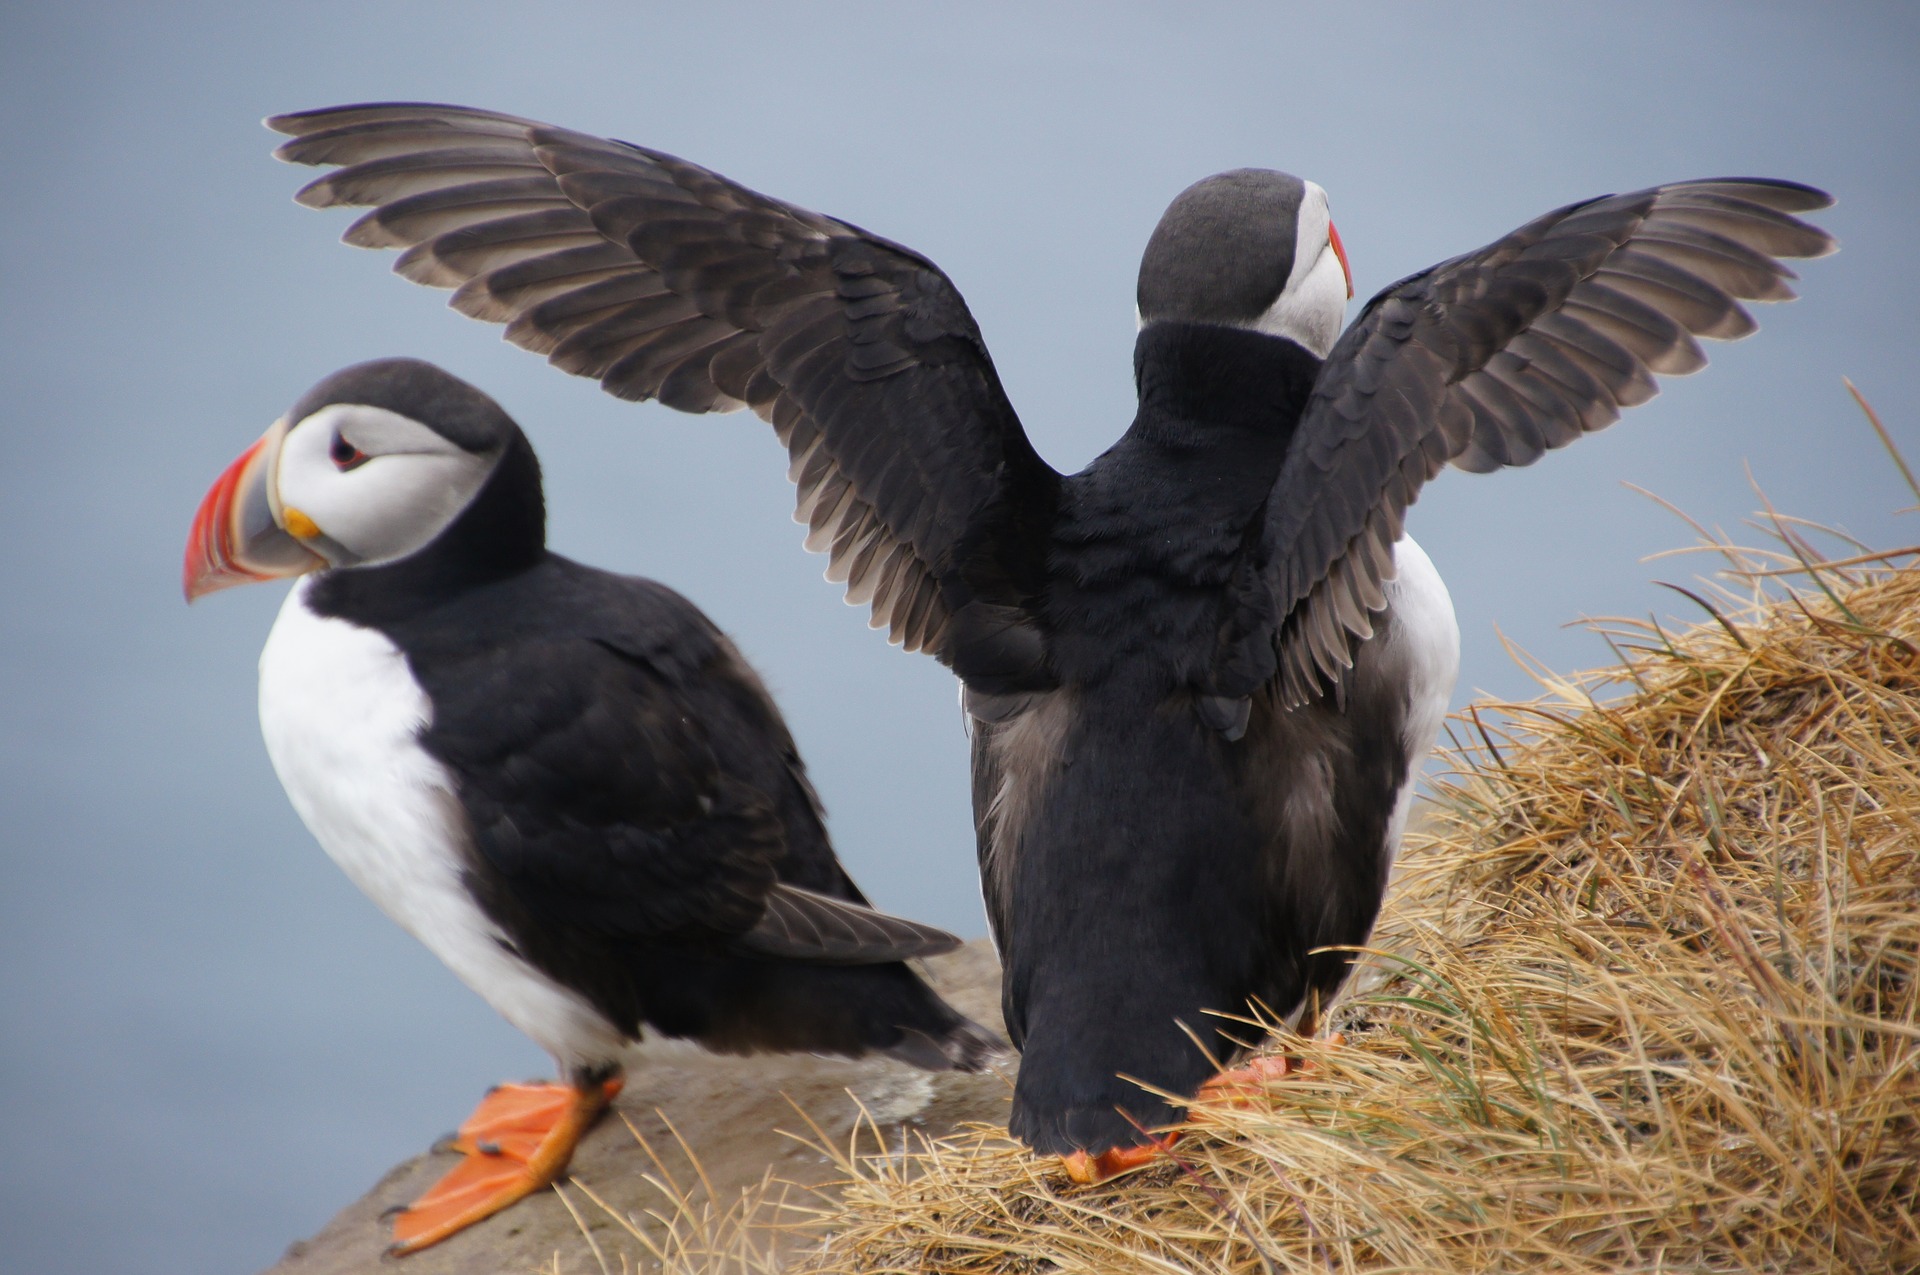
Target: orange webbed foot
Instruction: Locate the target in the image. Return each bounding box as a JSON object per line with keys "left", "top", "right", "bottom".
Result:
{"left": 1053, "top": 1034, "right": 1350, "bottom": 1185}
{"left": 388, "top": 1076, "right": 622, "bottom": 1255}
{"left": 1195, "top": 1032, "right": 1347, "bottom": 1110}
{"left": 1059, "top": 1134, "right": 1178, "bottom": 1183}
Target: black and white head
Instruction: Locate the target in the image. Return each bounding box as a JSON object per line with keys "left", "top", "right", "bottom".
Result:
{"left": 1136, "top": 169, "right": 1354, "bottom": 357}
{"left": 184, "top": 358, "right": 533, "bottom": 599}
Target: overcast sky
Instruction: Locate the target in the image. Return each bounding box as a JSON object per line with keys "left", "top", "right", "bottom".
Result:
{"left": 2, "top": 3, "right": 1915, "bottom": 1272}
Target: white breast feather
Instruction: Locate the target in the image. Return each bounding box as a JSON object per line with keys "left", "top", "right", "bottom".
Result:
{"left": 257, "top": 578, "right": 627, "bottom": 1071}
{"left": 1378, "top": 536, "right": 1460, "bottom": 858}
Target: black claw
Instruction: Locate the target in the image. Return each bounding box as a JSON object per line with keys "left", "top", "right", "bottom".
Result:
{"left": 476, "top": 1139, "right": 503, "bottom": 1156}
{"left": 379, "top": 1202, "right": 411, "bottom": 1221}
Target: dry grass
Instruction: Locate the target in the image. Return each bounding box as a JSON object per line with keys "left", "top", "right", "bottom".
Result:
{"left": 582, "top": 489, "right": 1920, "bottom": 1273}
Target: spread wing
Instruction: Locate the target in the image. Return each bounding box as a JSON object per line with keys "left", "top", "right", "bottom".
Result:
{"left": 1239, "top": 178, "right": 1834, "bottom": 707}
{"left": 270, "top": 103, "right": 1060, "bottom": 688}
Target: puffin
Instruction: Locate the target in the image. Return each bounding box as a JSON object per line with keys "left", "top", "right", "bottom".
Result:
{"left": 184, "top": 357, "right": 1000, "bottom": 1251}
{"left": 264, "top": 103, "right": 1835, "bottom": 1176}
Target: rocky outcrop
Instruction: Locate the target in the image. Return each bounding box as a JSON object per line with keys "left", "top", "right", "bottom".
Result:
{"left": 267, "top": 940, "right": 1010, "bottom": 1275}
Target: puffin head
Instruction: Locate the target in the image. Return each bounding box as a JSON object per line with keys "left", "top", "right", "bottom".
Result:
{"left": 1136, "top": 169, "right": 1353, "bottom": 358}
{"left": 184, "top": 358, "right": 535, "bottom": 600}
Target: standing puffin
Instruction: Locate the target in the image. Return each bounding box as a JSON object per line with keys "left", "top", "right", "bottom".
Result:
{"left": 264, "top": 104, "right": 1835, "bottom": 1175}
{"left": 184, "top": 358, "right": 999, "bottom": 1251}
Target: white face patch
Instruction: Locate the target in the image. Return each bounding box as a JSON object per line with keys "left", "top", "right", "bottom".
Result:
{"left": 1251, "top": 180, "right": 1348, "bottom": 357}
{"left": 274, "top": 403, "right": 498, "bottom": 567}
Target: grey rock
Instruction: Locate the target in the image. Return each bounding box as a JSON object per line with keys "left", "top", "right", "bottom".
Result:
{"left": 265, "top": 941, "right": 1010, "bottom": 1275}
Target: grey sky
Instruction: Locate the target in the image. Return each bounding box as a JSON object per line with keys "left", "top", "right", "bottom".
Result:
{"left": 2, "top": 3, "right": 1914, "bottom": 1271}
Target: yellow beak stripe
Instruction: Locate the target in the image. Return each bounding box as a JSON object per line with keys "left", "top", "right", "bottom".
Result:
{"left": 282, "top": 507, "right": 322, "bottom": 540}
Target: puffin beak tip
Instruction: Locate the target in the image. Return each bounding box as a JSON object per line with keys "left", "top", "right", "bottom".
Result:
{"left": 184, "top": 423, "right": 322, "bottom": 602}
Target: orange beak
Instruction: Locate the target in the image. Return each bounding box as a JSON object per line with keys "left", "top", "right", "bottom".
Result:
{"left": 1328, "top": 221, "right": 1353, "bottom": 300}
{"left": 183, "top": 420, "right": 325, "bottom": 602}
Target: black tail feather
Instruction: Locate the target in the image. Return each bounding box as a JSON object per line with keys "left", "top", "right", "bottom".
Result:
{"left": 635, "top": 953, "right": 1005, "bottom": 1072}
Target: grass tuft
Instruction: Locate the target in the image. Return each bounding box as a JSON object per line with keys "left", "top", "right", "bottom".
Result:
{"left": 577, "top": 489, "right": 1920, "bottom": 1274}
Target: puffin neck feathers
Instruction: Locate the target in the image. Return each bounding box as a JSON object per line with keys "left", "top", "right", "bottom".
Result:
{"left": 1133, "top": 322, "right": 1324, "bottom": 433}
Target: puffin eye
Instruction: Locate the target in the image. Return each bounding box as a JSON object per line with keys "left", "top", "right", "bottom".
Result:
{"left": 329, "top": 433, "right": 371, "bottom": 472}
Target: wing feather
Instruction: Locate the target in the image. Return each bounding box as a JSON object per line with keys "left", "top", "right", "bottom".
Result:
{"left": 1247, "top": 178, "right": 1833, "bottom": 706}
{"left": 271, "top": 102, "right": 1059, "bottom": 686}
{"left": 739, "top": 884, "right": 962, "bottom": 964}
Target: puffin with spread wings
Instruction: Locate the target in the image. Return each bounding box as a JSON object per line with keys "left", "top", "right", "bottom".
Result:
{"left": 268, "top": 103, "right": 1834, "bottom": 1176}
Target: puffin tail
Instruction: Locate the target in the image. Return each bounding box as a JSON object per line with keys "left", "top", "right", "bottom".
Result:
{"left": 886, "top": 1013, "right": 1007, "bottom": 1073}
{"left": 636, "top": 953, "right": 1007, "bottom": 1070}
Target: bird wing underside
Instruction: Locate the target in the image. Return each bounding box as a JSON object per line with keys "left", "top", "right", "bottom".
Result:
{"left": 269, "top": 102, "right": 1059, "bottom": 684}
{"left": 1234, "top": 178, "right": 1834, "bottom": 708}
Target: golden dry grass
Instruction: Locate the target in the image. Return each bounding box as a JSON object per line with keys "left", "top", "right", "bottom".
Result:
{"left": 580, "top": 493, "right": 1920, "bottom": 1275}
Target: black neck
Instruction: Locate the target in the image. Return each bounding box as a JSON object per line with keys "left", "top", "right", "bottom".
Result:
{"left": 306, "top": 433, "right": 547, "bottom": 624}
{"left": 1132, "top": 321, "right": 1323, "bottom": 437}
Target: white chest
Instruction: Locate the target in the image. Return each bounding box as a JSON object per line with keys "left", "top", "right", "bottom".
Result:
{"left": 259, "top": 581, "right": 451, "bottom": 920}
{"left": 1377, "top": 535, "right": 1461, "bottom": 855}
{"left": 255, "top": 580, "right": 624, "bottom": 1068}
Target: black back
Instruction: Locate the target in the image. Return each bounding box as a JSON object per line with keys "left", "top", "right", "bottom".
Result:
{"left": 970, "top": 321, "right": 1393, "bottom": 1152}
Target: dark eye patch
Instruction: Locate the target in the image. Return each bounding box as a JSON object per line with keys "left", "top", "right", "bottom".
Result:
{"left": 329, "top": 433, "right": 371, "bottom": 471}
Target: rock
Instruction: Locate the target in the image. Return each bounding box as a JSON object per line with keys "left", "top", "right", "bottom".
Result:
{"left": 264, "top": 941, "right": 1011, "bottom": 1275}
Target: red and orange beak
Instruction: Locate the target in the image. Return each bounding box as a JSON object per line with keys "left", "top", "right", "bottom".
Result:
{"left": 183, "top": 419, "right": 325, "bottom": 602}
{"left": 1328, "top": 221, "right": 1353, "bottom": 300}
